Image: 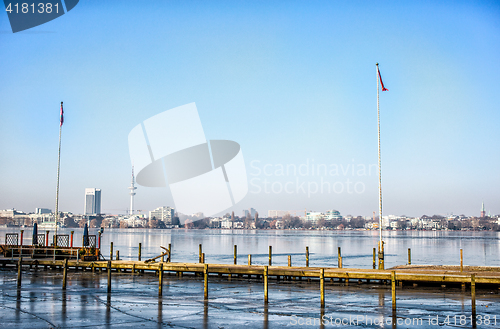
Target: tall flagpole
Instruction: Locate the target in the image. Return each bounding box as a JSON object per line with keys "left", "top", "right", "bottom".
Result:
{"left": 376, "top": 63, "right": 384, "bottom": 269}
{"left": 54, "top": 101, "right": 63, "bottom": 245}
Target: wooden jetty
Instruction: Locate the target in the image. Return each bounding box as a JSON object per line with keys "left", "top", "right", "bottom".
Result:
{"left": 2, "top": 231, "right": 499, "bottom": 324}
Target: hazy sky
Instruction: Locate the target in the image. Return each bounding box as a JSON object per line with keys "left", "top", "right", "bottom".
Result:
{"left": 1, "top": 1, "right": 499, "bottom": 218}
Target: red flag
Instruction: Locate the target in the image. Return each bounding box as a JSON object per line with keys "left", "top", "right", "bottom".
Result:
{"left": 377, "top": 67, "right": 388, "bottom": 91}
{"left": 60, "top": 102, "right": 64, "bottom": 126}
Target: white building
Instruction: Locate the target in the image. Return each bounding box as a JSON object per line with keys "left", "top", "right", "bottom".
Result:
{"left": 324, "top": 210, "right": 342, "bottom": 221}
{"left": 149, "top": 206, "right": 175, "bottom": 224}
{"left": 84, "top": 188, "right": 101, "bottom": 215}
{"left": 268, "top": 210, "right": 290, "bottom": 218}
{"left": 305, "top": 211, "right": 324, "bottom": 222}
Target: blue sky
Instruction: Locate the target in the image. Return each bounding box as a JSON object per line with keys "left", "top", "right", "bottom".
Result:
{"left": 1, "top": 0, "right": 499, "bottom": 217}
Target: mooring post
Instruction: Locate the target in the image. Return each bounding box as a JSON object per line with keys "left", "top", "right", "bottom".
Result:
{"left": 70, "top": 231, "right": 74, "bottom": 248}
{"left": 116, "top": 250, "right": 119, "bottom": 261}
{"left": 98, "top": 231, "right": 101, "bottom": 250}
{"left": 20, "top": 230, "right": 24, "bottom": 246}
{"left": 320, "top": 268, "right": 325, "bottom": 308}
{"left": 107, "top": 261, "right": 112, "bottom": 293}
{"left": 269, "top": 246, "right": 272, "bottom": 266}
{"left": 248, "top": 254, "right": 251, "bottom": 266}
{"left": 110, "top": 242, "right": 113, "bottom": 261}
{"left": 264, "top": 266, "right": 268, "bottom": 303}
{"left": 17, "top": 256, "right": 22, "bottom": 288}
{"left": 204, "top": 264, "right": 208, "bottom": 300}
{"left": 138, "top": 243, "right": 142, "bottom": 261}
{"left": 62, "top": 258, "right": 68, "bottom": 290}
{"left": 471, "top": 274, "right": 476, "bottom": 320}
{"left": 199, "top": 244, "right": 202, "bottom": 263}
{"left": 373, "top": 248, "right": 376, "bottom": 269}
{"left": 391, "top": 271, "right": 396, "bottom": 311}
{"left": 46, "top": 231, "right": 49, "bottom": 247}
{"left": 408, "top": 248, "right": 411, "bottom": 265}
{"left": 201, "top": 253, "right": 205, "bottom": 263}
{"left": 378, "top": 241, "right": 385, "bottom": 270}
{"left": 288, "top": 255, "right": 292, "bottom": 267}
{"left": 234, "top": 245, "right": 237, "bottom": 265}
{"left": 168, "top": 243, "right": 171, "bottom": 262}
{"left": 158, "top": 263, "right": 163, "bottom": 296}
{"left": 460, "top": 249, "right": 463, "bottom": 272}
{"left": 306, "top": 246, "right": 309, "bottom": 267}
{"left": 338, "top": 247, "right": 342, "bottom": 268}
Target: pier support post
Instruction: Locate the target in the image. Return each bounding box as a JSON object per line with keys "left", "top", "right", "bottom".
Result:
{"left": 17, "top": 257, "right": 22, "bottom": 288}
{"left": 110, "top": 242, "right": 113, "bottom": 261}
{"left": 248, "top": 254, "right": 251, "bottom": 266}
{"left": 320, "top": 268, "right": 325, "bottom": 308}
{"left": 234, "top": 245, "right": 237, "bottom": 265}
{"left": 20, "top": 230, "right": 24, "bottom": 246}
{"left": 288, "top": 255, "right": 292, "bottom": 267}
{"left": 471, "top": 274, "right": 476, "bottom": 320}
{"left": 107, "top": 261, "right": 112, "bottom": 293}
{"left": 159, "top": 263, "right": 163, "bottom": 296}
{"left": 46, "top": 231, "right": 49, "bottom": 247}
{"left": 201, "top": 253, "right": 205, "bottom": 263}
{"left": 460, "top": 249, "right": 463, "bottom": 272}
{"left": 62, "top": 258, "right": 68, "bottom": 290}
{"left": 138, "top": 243, "right": 141, "bottom": 261}
{"left": 116, "top": 250, "right": 119, "bottom": 261}
{"left": 378, "top": 241, "right": 384, "bottom": 270}
{"left": 269, "top": 246, "right": 272, "bottom": 266}
{"left": 306, "top": 246, "right": 309, "bottom": 267}
{"left": 408, "top": 248, "right": 411, "bottom": 265}
{"left": 70, "top": 231, "right": 74, "bottom": 248}
{"left": 199, "top": 244, "right": 202, "bottom": 263}
{"left": 338, "top": 247, "right": 342, "bottom": 268}
{"left": 373, "top": 248, "right": 376, "bottom": 269}
{"left": 168, "top": 243, "right": 171, "bottom": 262}
{"left": 204, "top": 264, "right": 208, "bottom": 300}
{"left": 391, "top": 271, "right": 396, "bottom": 311}
{"left": 98, "top": 231, "right": 101, "bottom": 250}
{"left": 264, "top": 266, "right": 268, "bottom": 303}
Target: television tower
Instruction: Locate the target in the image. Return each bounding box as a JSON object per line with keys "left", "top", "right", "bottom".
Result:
{"left": 129, "top": 167, "right": 137, "bottom": 215}
{"left": 481, "top": 201, "right": 485, "bottom": 218}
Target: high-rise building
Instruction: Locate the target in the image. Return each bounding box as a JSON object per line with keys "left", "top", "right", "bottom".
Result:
{"left": 250, "top": 208, "right": 257, "bottom": 217}
{"left": 149, "top": 206, "right": 175, "bottom": 224}
{"left": 129, "top": 167, "right": 137, "bottom": 215}
{"left": 481, "top": 202, "right": 486, "bottom": 218}
{"left": 243, "top": 210, "right": 249, "bottom": 217}
{"left": 84, "top": 188, "right": 101, "bottom": 215}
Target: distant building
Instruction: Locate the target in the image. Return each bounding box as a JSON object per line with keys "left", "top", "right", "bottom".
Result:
{"left": 35, "top": 208, "right": 52, "bottom": 214}
{"left": 84, "top": 188, "right": 101, "bottom": 215}
{"left": 149, "top": 206, "right": 175, "bottom": 224}
{"left": 268, "top": 210, "right": 290, "bottom": 218}
{"left": 250, "top": 208, "right": 257, "bottom": 217}
{"left": 481, "top": 202, "right": 486, "bottom": 218}
{"left": 324, "top": 210, "right": 342, "bottom": 221}
{"left": 305, "top": 211, "right": 323, "bottom": 222}
{"left": 243, "top": 210, "right": 249, "bottom": 217}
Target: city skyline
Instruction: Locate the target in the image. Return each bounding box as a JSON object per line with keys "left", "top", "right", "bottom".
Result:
{"left": 1, "top": 2, "right": 499, "bottom": 217}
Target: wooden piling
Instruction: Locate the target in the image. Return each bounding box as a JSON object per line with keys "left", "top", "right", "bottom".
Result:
{"left": 460, "top": 249, "right": 463, "bottom": 272}
{"left": 158, "top": 263, "right": 163, "bottom": 296}
{"left": 288, "top": 255, "right": 292, "bottom": 267}
{"left": 116, "top": 250, "right": 119, "bottom": 261}
{"left": 201, "top": 253, "right": 205, "bottom": 263}
{"left": 110, "top": 242, "right": 113, "bottom": 261}
{"left": 378, "top": 241, "right": 385, "bottom": 270}
{"left": 391, "top": 271, "right": 396, "bottom": 311}
{"left": 320, "top": 268, "right": 325, "bottom": 307}
{"left": 269, "top": 246, "right": 272, "bottom": 266}
{"left": 199, "top": 244, "right": 203, "bottom": 263}
{"left": 338, "top": 247, "right": 342, "bottom": 268}
{"left": 132, "top": 263, "right": 135, "bottom": 274}
{"left": 471, "top": 274, "right": 476, "bottom": 319}
{"left": 373, "top": 248, "right": 376, "bottom": 269}
{"left": 204, "top": 264, "right": 208, "bottom": 300}
{"left": 408, "top": 248, "right": 411, "bottom": 265}
{"left": 306, "top": 246, "right": 309, "bottom": 267}
{"left": 70, "top": 231, "right": 74, "bottom": 248}
{"left": 248, "top": 254, "right": 251, "bottom": 266}
{"left": 168, "top": 243, "right": 171, "bottom": 262}
{"left": 138, "top": 243, "right": 141, "bottom": 261}
{"left": 264, "top": 266, "right": 268, "bottom": 303}
{"left": 107, "top": 261, "right": 112, "bottom": 293}
{"left": 17, "top": 257, "right": 22, "bottom": 288}
{"left": 62, "top": 259, "right": 68, "bottom": 290}
{"left": 234, "top": 245, "right": 237, "bottom": 265}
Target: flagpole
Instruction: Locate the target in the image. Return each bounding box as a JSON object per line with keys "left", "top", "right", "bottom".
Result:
{"left": 54, "top": 102, "right": 63, "bottom": 245}
{"left": 376, "top": 63, "right": 384, "bottom": 270}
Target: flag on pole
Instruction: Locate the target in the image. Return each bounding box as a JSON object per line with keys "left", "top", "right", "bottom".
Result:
{"left": 377, "top": 67, "right": 388, "bottom": 91}
{"left": 60, "top": 102, "right": 64, "bottom": 126}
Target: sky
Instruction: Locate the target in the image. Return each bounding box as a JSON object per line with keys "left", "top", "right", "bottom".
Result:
{"left": 0, "top": 0, "right": 499, "bottom": 218}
